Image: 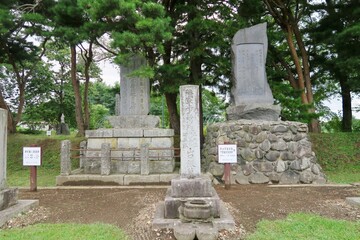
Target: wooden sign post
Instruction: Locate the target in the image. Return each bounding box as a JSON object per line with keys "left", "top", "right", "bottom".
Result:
{"left": 218, "top": 144, "right": 237, "bottom": 190}
{"left": 23, "top": 145, "right": 41, "bottom": 192}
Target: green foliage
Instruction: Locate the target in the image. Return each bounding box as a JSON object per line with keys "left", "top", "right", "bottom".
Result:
{"left": 89, "top": 104, "right": 110, "bottom": 129}
{"left": 0, "top": 223, "right": 129, "bottom": 240}
{"left": 202, "top": 89, "right": 226, "bottom": 124}
{"left": 246, "top": 212, "right": 360, "bottom": 240}
{"left": 271, "top": 81, "right": 322, "bottom": 123}
{"left": 88, "top": 81, "right": 119, "bottom": 116}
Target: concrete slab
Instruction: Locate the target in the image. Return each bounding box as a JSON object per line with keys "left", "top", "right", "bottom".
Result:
{"left": 159, "top": 173, "right": 179, "bottom": 183}
{"left": 56, "top": 173, "right": 182, "bottom": 186}
{"left": 346, "top": 197, "right": 360, "bottom": 207}
{"left": 0, "top": 200, "right": 39, "bottom": 227}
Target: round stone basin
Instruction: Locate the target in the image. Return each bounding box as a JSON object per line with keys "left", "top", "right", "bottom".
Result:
{"left": 183, "top": 199, "right": 212, "bottom": 219}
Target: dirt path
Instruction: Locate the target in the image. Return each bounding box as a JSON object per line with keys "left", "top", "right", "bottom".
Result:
{"left": 4, "top": 185, "right": 360, "bottom": 239}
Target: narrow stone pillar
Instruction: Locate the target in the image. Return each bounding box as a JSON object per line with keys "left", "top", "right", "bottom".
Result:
{"left": 101, "top": 143, "right": 111, "bottom": 175}
{"left": 60, "top": 140, "right": 71, "bottom": 176}
{"left": 0, "top": 109, "right": 7, "bottom": 190}
{"left": 79, "top": 141, "right": 87, "bottom": 169}
{"left": 141, "top": 143, "right": 150, "bottom": 175}
{"left": 180, "top": 85, "right": 201, "bottom": 178}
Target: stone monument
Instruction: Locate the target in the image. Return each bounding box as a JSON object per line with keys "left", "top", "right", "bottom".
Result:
{"left": 153, "top": 85, "right": 235, "bottom": 240}
{"left": 202, "top": 23, "right": 326, "bottom": 185}
{"left": 0, "top": 109, "right": 38, "bottom": 227}
{"left": 226, "top": 22, "right": 281, "bottom": 121}
{"left": 63, "top": 55, "right": 176, "bottom": 180}
{"left": 108, "top": 55, "right": 159, "bottom": 128}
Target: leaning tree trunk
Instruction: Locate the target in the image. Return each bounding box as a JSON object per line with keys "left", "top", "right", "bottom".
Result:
{"left": 70, "top": 45, "right": 85, "bottom": 136}
{"left": 165, "top": 92, "right": 180, "bottom": 135}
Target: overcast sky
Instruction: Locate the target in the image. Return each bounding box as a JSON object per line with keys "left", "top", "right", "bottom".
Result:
{"left": 100, "top": 60, "right": 360, "bottom": 119}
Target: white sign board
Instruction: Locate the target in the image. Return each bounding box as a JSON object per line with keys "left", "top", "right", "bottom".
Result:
{"left": 46, "top": 130, "right": 51, "bottom": 136}
{"left": 218, "top": 144, "right": 237, "bottom": 163}
{"left": 23, "top": 147, "right": 41, "bottom": 166}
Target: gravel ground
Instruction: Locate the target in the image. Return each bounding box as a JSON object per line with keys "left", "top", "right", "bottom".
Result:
{"left": 1, "top": 185, "right": 359, "bottom": 239}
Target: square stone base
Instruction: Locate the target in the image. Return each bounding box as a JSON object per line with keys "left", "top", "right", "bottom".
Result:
{"left": 164, "top": 188, "right": 221, "bottom": 219}
{"left": 170, "top": 177, "right": 213, "bottom": 197}
{"left": 0, "top": 188, "right": 18, "bottom": 211}
{"left": 153, "top": 200, "right": 235, "bottom": 231}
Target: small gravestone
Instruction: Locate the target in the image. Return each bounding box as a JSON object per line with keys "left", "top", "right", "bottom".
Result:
{"left": 227, "top": 23, "right": 280, "bottom": 121}
{"left": 56, "top": 113, "right": 70, "bottom": 135}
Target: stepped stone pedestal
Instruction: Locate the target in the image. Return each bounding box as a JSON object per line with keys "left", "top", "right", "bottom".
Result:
{"left": 153, "top": 86, "right": 235, "bottom": 240}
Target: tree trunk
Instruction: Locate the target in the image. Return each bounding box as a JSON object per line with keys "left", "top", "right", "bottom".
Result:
{"left": 70, "top": 45, "right": 85, "bottom": 136}
{"left": 165, "top": 92, "right": 180, "bottom": 135}
{"left": 339, "top": 77, "right": 352, "bottom": 132}
{"left": 15, "top": 82, "right": 26, "bottom": 126}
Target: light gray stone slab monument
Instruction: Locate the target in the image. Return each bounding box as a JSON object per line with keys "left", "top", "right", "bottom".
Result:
{"left": 0, "top": 109, "right": 7, "bottom": 191}
{"left": 227, "top": 23, "right": 281, "bottom": 121}
{"left": 153, "top": 85, "right": 235, "bottom": 238}
{"left": 180, "top": 85, "right": 201, "bottom": 178}
{"left": 107, "top": 55, "right": 160, "bottom": 128}
{"left": 120, "top": 55, "right": 150, "bottom": 116}
{"left": 0, "top": 109, "right": 38, "bottom": 227}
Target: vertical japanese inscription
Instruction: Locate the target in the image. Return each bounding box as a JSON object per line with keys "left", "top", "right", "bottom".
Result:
{"left": 180, "top": 85, "right": 201, "bottom": 178}
{"left": 235, "top": 43, "right": 265, "bottom": 95}
{"left": 119, "top": 56, "right": 150, "bottom": 115}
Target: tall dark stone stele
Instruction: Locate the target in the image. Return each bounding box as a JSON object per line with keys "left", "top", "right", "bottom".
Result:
{"left": 227, "top": 23, "right": 281, "bottom": 121}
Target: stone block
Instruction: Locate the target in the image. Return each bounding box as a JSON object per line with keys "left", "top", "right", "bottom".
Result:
{"left": 196, "top": 225, "right": 218, "bottom": 240}
{"left": 249, "top": 172, "right": 269, "bottom": 184}
{"left": 150, "top": 138, "right": 173, "bottom": 148}
{"left": 0, "top": 200, "right": 39, "bottom": 227}
{"left": 159, "top": 173, "right": 179, "bottom": 183}
{"left": 124, "top": 174, "right": 160, "bottom": 185}
{"left": 144, "top": 129, "right": 174, "bottom": 137}
{"left": 127, "top": 161, "right": 141, "bottom": 174}
{"left": 171, "top": 177, "right": 213, "bottom": 197}
{"left": 83, "top": 159, "right": 101, "bottom": 174}
{"left": 226, "top": 104, "right": 280, "bottom": 121}
{"left": 0, "top": 188, "right": 18, "bottom": 211}
{"left": 149, "top": 160, "right": 175, "bottom": 174}
{"left": 108, "top": 116, "right": 160, "bottom": 128}
{"left": 87, "top": 138, "right": 117, "bottom": 149}
{"left": 85, "top": 129, "right": 113, "bottom": 138}
{"left": 113, "top": 128, "right": 143, "bottom": 137}
{"left": 279, "top": 170, "right": 299, "bottom": 184}
{"left": 174, "top": 225, "right": 196, "bottom": 240}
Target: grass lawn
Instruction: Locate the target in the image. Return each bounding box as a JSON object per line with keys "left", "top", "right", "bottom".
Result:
{"left": 246, "top": 212, "right": 360, "bottom": 240}
{"left": 7, "top": 132, "right": 84, "bottom": 187}
{"left": 310, "top": 133, "right": 360, "bottom": 183}
{"left": 0, "top": 223, "right": 129, "bottom": 240}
